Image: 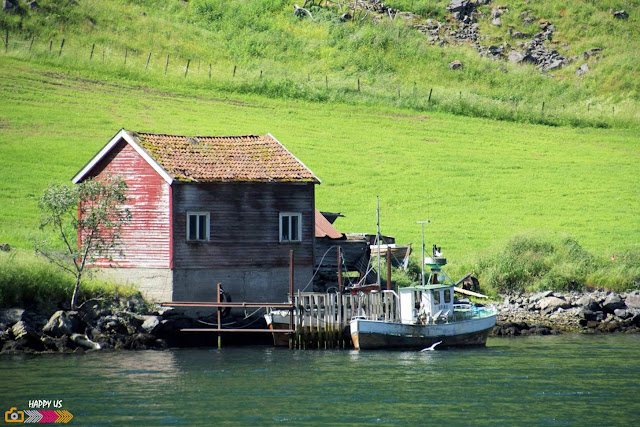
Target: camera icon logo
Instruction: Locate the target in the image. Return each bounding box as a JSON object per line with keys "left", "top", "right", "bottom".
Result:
{"left": 5, "top": 407, "right": 24, "bottom": 423}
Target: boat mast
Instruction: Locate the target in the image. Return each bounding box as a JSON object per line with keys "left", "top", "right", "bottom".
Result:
{"left": 377, "top": 196, "right": 381, "bottom": 288}
{"left": 417, "top": 220, "right": 430, "bottom": 287}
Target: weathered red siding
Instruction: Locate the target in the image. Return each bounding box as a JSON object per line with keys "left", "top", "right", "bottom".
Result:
{"left": 85, "top": 140, "right": 171, "bottom": 268}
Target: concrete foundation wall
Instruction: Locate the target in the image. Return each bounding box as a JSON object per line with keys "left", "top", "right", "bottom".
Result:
{"left": 172, "top": 266, "right": 313, "bottom": 303}
{"left": 91, "top": 267, "right": 173, "bottom": 302}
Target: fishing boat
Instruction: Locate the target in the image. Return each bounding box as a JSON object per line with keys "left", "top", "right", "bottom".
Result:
{"left": 350, "top": 243, "right": 497, "bottom": 350}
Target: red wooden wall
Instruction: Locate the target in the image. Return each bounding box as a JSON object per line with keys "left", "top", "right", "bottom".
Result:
{"left": 84, "top": 140, "right": 172, "bottom": 268}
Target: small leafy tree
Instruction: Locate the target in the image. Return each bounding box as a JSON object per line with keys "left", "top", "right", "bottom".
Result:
{"left": 37, "top": 176, "right": 131, "bottom": 309}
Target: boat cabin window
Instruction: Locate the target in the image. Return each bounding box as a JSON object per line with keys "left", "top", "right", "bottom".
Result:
{"left": 444, "top": 289, "right": 452, "bottom": 304}
{"left": 433, "top": 290, "right": 441, "bottom": 305}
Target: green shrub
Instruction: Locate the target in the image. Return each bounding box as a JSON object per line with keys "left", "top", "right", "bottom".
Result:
{"left": 477, "top": 233, "right": 599, "bottom": 293}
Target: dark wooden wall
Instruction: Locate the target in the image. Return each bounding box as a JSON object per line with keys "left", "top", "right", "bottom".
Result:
{"left": 172, "top": 182, "right": 315, "bottom": 269}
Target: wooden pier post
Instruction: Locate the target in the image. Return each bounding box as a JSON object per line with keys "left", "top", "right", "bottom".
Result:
{"left": 386, "top": 250, "right": 392, "bottom": 291}
{"left": 337, "top": 246, "right": 343, "bottom": 293}
{"left": 217, "top": 283, "right": 222, "bottom": 349}
{"left": 289, "top": 250, "right": 294, "bottom": 349}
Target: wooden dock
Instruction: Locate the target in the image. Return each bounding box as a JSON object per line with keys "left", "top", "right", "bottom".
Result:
{"left": 162, "top": 288, "right": 400, "bottom": 350}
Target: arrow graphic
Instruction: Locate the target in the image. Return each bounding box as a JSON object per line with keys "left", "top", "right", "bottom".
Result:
{"left": 39, "top": 410, "right": 57, "bottom": 423}
{"left": 54, "top": 410, "right": 73, "bottom": 424}
{"left": 23, "top": 410, "right": 43, "bottom": 423}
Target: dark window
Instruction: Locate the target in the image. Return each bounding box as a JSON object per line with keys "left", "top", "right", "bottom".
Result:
{"left": 433, "top": 290, "right": 441, "bottom": 305}
{"left": 187, "top": 212, "right": 209, "bottom": 241}
{"left": 444, "top": 289, "right": 452, "bottom": 304}
{"left": 280, "top": 213, "right": 302, "bottom": 242}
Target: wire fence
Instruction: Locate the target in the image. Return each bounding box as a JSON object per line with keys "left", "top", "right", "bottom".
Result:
{"left": 2, "top": 30, "right": 635, "bottom": 129}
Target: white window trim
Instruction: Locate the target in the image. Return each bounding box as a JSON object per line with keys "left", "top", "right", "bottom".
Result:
{"left": 279, "top": 212, "right": 302, "bottom": 243}
{"left": 186, "top": 211, "right": 210, "bottom": 242}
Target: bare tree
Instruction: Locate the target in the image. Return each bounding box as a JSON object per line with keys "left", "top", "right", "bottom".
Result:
{"left": 37, "top": 176, "right": 131, "bottom": 309}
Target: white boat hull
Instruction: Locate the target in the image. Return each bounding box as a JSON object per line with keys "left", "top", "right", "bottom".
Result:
{"left": 350, "top": 314, "right": 496, "bottom": 350}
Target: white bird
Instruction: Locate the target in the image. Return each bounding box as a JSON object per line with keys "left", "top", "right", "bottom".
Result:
{"left": 420, "top": 341, "right": 442, "bottom": 352}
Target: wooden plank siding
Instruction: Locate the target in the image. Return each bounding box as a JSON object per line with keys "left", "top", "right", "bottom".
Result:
{"left": 85, "top": 140, "right": 172, "bottom": 268}
{"left": 172, "top": 182, "right": 315, "bottom": 269}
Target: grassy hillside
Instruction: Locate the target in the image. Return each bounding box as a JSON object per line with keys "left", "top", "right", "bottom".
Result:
{"left": 0, "top": 0, "right": 638, "bottom": 128}
{"left": 1, "top": 56, "right": 638, "bottom": 264}
{"left": 0, "top": 1, "right": 638, "bottom": 291}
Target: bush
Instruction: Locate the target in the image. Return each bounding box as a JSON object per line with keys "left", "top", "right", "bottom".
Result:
{"left": 477, "top": 233, "right": 599, "bottom": 294}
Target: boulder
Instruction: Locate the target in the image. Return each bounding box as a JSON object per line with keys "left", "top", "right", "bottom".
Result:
{"left": 447, "top": 0, "right": 471, "bottom": 13}
{"left": 603, "top": 293, "right": 625, "bottom": 313}
{"left": 41, "top": 335, "right": 72, "bottom": 352}
{"left": 614, "top": 308, "right": 631, "bottom": 320}
{"left": 575, "top": 295, "right": 601, "bottom": 312}
{"left": 2, "top": 0, "right": 18, "bottom": 13}
{"left": 43, "top": 311, "right": 83, "bottom": 337}
{"left": 0, "top": 308, "right": 24, "bottom": 325}
{"left": 10, "top": 321, "right": 45, "bottom": 351}
{"left": 492, "top": 17, "right": 502, "bottom": 27}
{"left": 611, "top": 10, "right": 628, "bottom": 20}
{"left": 70, "top": 333, "right": 101, "bottom": 350}
{"left": 539, "top": 296, "right": 570, "bottom": 313}
{"left": 141, "top": 316, "right": 161, "bottom": 334}
{"left": 448, "top": 60, "right": 463, "bottom": 69}
{"left": 575, "top": 63, "right": 589, "bottom": 76}
{"left": 529, "top": 290, "right": 554, "bottom": 303}
{"left": 625, "top": 294, "right": 640, "bottom": 309}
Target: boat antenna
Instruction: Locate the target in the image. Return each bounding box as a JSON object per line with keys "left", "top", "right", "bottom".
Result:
{"left": 377, "top": 195, "right": 381, "bottom": 288}
{"left": 417, "top": 220, "right": 430, "bottom": 287}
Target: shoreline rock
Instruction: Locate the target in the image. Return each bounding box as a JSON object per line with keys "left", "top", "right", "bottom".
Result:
{"left": 492, "top": 290, "right": 640, "bottom": 336}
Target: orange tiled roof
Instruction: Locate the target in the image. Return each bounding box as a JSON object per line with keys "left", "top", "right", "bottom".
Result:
{"left": 129, "top": 131, "right": 320, "bottom": 183}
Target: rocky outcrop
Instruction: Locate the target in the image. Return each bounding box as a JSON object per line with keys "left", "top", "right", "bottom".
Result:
{"left": 0, "top": 297, "right": 206, "bottom": 354}
{"left": 493, "top": 290, "right": 640, "bottom": 336}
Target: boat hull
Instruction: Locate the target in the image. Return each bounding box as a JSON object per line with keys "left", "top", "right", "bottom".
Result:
{"left": 350, "top": 315, "right": 496, "bottom": 350}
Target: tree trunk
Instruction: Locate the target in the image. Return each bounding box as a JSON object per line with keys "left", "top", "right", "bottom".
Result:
{"left": 71, "top": 274, "right": 81, "bottom": 310}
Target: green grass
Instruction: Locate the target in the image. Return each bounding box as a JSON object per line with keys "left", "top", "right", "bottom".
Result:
{"left": 0, "top": 56, "right": 638, "bottom": 269}
{"left": 0, "top": 250, "right": 139, "bottom": 309}
{"left": 0, "top": 0, "right": 639, "bottom": 294}
{"left": 0, "top": 0, "right": 638, "bottom": 128}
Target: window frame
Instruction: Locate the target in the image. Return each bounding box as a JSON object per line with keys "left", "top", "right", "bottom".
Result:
{"left": 186, "top": 211, "right": 210, "bottom": 242}
{"left": 279, "top": 212, "right": 302, "bottom": 243}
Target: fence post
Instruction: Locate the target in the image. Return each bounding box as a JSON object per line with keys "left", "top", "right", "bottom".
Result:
{"left": 145, "top": 52, "right": 151, "bottom": 70}
{"left": 325, "top": 75, "right": 328, "bottom": 90}
{"left": 260, "top": 70, "right": 262, "bottom": 79}
{"left": 4, "top": 29, "right": 8, "bottom": 53}
{"left": 90, "top": 43, "right": 95, "bottom": 60}
{"left": 357, "top": 78, "right": 360, "bottom": 92}
{"left": 102, "top": 49, "right": 105, "bottom": 63}
{"left": 233, "top": 65, "right": 236, "bottom": 77}
{"left": 124, "top": 47, "right": 128, "bottom": 64}
{"left": 397, "top": 85, "right": 400, "bottom": 98}
{"left": 49, "top": 40, "right": 52, "bottom": 52}
{"left": 164, "top": 54, "right": 169, "bottom": 75}
{"left": 428, "top": 88, "right": 433, "bottom": 103}
{"left": 58, "top": 38, "right": 65, "bottom": 56}
{"left": 209, "top": 63, "right": 211, "bottom": 80}
{"left": 184, "top": 59, "right": 190, "bottom": 77}
{"left": 29, "top": 37, "right": 34, "bottom": 51}
{"left": 541, "top": 101, "right": 545, "bottom": 113}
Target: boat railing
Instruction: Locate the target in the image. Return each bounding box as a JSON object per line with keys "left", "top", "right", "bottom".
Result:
{"left": 453, "top": 303, "right": 497, "bottom": 321}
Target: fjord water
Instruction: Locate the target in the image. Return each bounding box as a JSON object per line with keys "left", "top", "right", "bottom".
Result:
{"left": 2, "top": 335, "right": 639, "bottom": 425}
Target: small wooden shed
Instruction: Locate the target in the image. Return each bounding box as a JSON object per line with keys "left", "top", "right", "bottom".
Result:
{"left": 72, "top": 129, "right": 320, "bottom": 302}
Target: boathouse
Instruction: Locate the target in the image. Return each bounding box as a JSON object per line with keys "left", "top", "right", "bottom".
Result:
{"left": 72, "top": 129, "right": 320, "bottom": 302}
